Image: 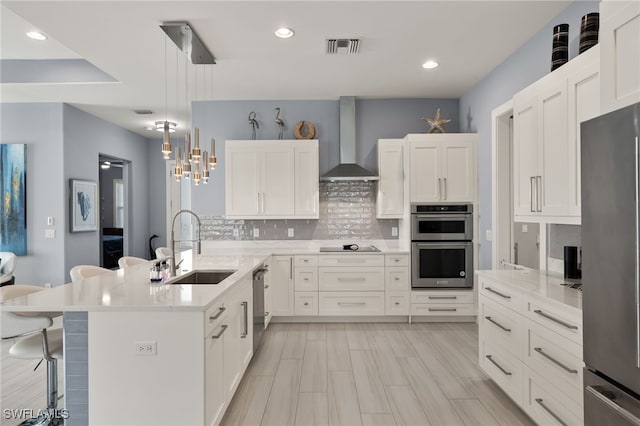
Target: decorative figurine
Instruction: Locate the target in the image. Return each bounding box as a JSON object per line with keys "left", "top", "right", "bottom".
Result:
{"left": 294, "top": 121, "right": 316, "bottom": 140}
{"left": 275, "top": 107, "right": 286, "bottom": 140}
{"left": 421, "top": 108, "right": 451, "bottom": 133}
{"left": 248, "top": 112, "right": 259, "bottom": 140}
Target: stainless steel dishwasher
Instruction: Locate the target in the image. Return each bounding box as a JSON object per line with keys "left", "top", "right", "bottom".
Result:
{"left": 252, "top": 265, "right": 268, "bottom": 351}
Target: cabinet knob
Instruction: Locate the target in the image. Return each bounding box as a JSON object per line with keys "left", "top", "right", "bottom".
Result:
{"left": 304, "top": 302, "right": 309, "bottom": 306}
{"left": 394, "top": 259, "right": 400, "bottom": 262}
{"left": 304, "top": 278, "right": 309, "bottom": 281}
{"left": 395, "top": 277, "right": 400, "bottom": 281}
{"left": 304, "top": 259, "right": 309, "bottom": 262}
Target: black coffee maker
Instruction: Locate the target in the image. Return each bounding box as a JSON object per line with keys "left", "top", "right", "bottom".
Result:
{"left": 564, "top": 246, "right": 582, "bottom": 279}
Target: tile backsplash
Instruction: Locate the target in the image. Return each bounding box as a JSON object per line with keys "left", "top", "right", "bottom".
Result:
{"left": 200, "top": 181, "right": 398, "bottom": 240}
{"left": 548, "top": 224, "right": 581, "bottom": 259}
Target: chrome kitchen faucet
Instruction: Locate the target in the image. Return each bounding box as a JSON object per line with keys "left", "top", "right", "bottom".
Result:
{"left": 170, "top": 209, "right": 202, "bottom": 276}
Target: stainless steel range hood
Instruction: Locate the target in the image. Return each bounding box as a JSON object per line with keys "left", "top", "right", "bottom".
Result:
{"left": 320, "top": 96, "right": 379, "bottom": 181}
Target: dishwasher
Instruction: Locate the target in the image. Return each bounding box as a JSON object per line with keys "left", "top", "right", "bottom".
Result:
{"left": 252, "top": 265, "right": 268, "bottom": 351}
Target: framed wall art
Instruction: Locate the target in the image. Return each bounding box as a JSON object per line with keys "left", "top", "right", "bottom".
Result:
{"left": 70, "top": 179, "right": 98, "bottom": 232}
{"left": 0, "top": 144, "right": 27, "bottom": 255}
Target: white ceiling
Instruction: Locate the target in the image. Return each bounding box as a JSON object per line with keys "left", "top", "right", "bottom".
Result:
{"left": 1, "top": 1, "right": 572, "bottom": 138}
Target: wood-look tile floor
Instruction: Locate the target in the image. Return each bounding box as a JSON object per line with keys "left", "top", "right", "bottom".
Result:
{"left": 221, "top": 322, "right": 534, "bottom": 426}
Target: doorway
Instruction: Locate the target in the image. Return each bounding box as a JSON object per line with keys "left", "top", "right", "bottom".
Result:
{"left": 99, "top": 155, "right": 130, "bottom": 268}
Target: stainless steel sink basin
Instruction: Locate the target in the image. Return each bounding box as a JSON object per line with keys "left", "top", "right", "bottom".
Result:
{"left": 169, "top": 270, "right": 236, "bottom": 285}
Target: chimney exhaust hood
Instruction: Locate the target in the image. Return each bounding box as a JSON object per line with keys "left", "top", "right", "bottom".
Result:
{"left": 320, "top": 96, "right": 379, "bottom": 181}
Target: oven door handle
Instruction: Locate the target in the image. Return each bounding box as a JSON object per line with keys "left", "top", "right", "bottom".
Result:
{"left": 413, "top": 214, "right": 471, "bottom": 220}
{"left": 413, "top": 242, "right": 471, "bottom": 248}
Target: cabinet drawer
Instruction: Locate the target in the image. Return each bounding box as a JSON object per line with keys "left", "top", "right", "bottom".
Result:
{"left": 295, "top": 292, "right": 319, "bottom": 316}
{"left": 525, "top": 320, "right": 583, "bottom": 403}
{"left": 523, "top": 366, "right": 583, "bottom": 425}
{"left": 480, "top": 279, "right": 522, "bottom": 312}
{"left": 295, "top": 267, "right": 318, "bottom": 291}
{"left": 205, "top": 299, "right": 228, "bottom": 336}
{"left": 411, "top": 303, "right": 474, "bottom": 316}
{"left": 319, "top": 292, "right": 385, "bottom": 316}
{"left": 295, "top": 255, "right": 318, "bottom": 267}
{"left": 479, "top": 295, "right": 523, "bottom": 359}
{"left": 524, "top": 299, "right": 582, "bottom": 345}
{"left": 385, "top": 255, "right": 409, "bottom": 267}
{"left": 480, "top": 338, "right": 524, "bottom": 406}
{"left": 412, "top": 290, "right": 474, "bottom": 304}
{"left": 386, "top": 292, "right": 410, "bottom": 315}
{"left": 319, "top": 267, "right": 384, "bottom": 291}
{"left": 385, "top": 267, "right": 409, "bottom": 291}
{"left": 319, "top": 255, "right": 384, "bottom": 267}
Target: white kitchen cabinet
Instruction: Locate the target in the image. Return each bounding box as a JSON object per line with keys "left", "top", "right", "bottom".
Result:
{"left": 600, "top": 1, "right": 640, "bottom": 114}
{"left": 385, "top": 292, "right": 410, "bottom": 315}
{"left": 295, "top": 292, "right": 319, "bottom": 316}
{"left": 295, "top": 267, "right": 318, "bottom": 291}
{"left": 271, "top": 255, "right": 295, "bottom": 316}
{"left": 318, "top": 291, "right": 385, "bottom": 316}
{"left": 377, "top": 139, "right": 405, "bottom": 218}
{"left": 513, "top": 45, "right": 600, "bottom": 224}
{"left": 410, "top": 290, "right": 475, "bottom": 317}
{"left": 205, "top": 313, "right": 227, "bottom": 426}
{"left": 224, "top": 277, "right": 253, "bottom": 401}
{"left": 264, "top": 256, "right": 273, "bottom": 327}
{"left": 408, "top": 134, "right": 476, "bottom": 203}
{"left": 225, "top": 140, "right": 319, "bottom": 219}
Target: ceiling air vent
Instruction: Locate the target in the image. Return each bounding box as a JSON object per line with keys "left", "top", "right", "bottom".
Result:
{"left": 326, "top": 38, "right": 361, "bottom": 54}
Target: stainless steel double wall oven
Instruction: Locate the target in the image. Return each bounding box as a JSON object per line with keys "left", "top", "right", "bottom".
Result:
{"left": 411, "top": 203, "right": 473, "bottom": 289}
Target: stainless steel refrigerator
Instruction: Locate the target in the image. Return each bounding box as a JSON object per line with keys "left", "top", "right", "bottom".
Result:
{"left": 582, "top": 101, "right": 640, "bottom": 425}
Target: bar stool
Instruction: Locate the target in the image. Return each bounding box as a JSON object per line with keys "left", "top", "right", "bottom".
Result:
{"left": 0, "top": 251, "right": 17, "bottom": 286}
{"left": 117, "top": 256, "right": 148, "bottom": 269}
{"left": 69, "top": 265, "right": 111, "bottom": 284}
{"left": 1, "top": 285, "right": 64, "bottom": 425}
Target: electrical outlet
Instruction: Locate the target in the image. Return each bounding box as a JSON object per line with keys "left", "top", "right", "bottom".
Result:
{"left": 233, "top": 228, "right": 239, "bottom": 238}
{"left": 253, "top": 228, "right": 260, "bottom": 238}
{"left": 134, "top": 341, "right": 157, "bottom": 356}
{"left": 391, "top": 227, "right": 398, "bottom": 237}
{"left": 288, "top": 228, "right": 294, "bottom": 238}
{"left": 522, "top": 224, "right": 528, "bottom": 233}
{"left": 45, "top": 229, "right": 55, "bottom": 239}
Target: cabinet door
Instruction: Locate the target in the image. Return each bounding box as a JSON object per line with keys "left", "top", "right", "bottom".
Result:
{"left": 513, "top": 91, "right": 539, "bottom": 217}
{"left": 271, "top": 256, "right": 294, "bottom": 316}
{"left": 225, "top": 145, "right": 260, "bottom": 217}
{"left": 205, "top": 326, "right": 226, "bottom": 426}
{"left": 539, "top": 75, "right": 569, "bottom": 216}
{"left": 238, "top": 284, "right": 253, "bottom": 371}
{"left": 568, "top": 47, "right": 600, "bottom": 217}
{"left": 377, "top": 139, "right": 404, "bottom": 217}
{"left": 442, "top": 138, "right": 475, "bottom": 202}
{"left": 294, "top": 142, "right": 319, "bottom": 218}
{"left": 600, "top": 1, "right": 640, "bottom": 114}
{"left": 261, "top": 147, "right": 295, "bottom": 216}
{"left": 409, "top": 141, "right": 441, "bottom": 202}
{"left": 223, "top": 300, "right": 242, "bottom": 401}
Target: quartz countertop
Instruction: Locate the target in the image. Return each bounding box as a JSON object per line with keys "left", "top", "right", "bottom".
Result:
{"left": 476, "top": 268, "right": 582, "bottom": 312}
{"left": 1, "top": 240, "right": 410, "bottom": 313}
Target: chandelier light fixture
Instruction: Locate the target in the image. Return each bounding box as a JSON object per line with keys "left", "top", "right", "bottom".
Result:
{"left": 160, "top": 21, "right": 217, "bottom": 186}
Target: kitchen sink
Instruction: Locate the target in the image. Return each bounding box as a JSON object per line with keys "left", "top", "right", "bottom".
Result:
{"left": 169, "top": 270, "right": 236, "bottom": 285}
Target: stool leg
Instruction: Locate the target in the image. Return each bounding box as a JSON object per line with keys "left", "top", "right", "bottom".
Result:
{"left": 46, "top": 359, "right": 58, "bottom": 410}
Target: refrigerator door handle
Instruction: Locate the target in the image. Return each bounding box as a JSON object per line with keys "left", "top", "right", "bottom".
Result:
{"left": 586, "top": 385, "right": 640, "bottom": 426}
{"left": 530, "top": 177, "right": 535, "bottom": 212}
{"left": 636, "top": 135, "right": 640, "bottom": 368}
{"left": 537, "top": 176, "right": 542, "bottom": 212}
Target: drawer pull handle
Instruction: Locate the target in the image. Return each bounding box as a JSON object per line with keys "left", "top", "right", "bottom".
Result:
{"left": 535, "top": 399, "right": 568, "bottom": 426}
{"left": 533, "top": 347, "right": 578, "bottom": 374}
{"left": 394, "top": 302, "right": 400, "bottom": 305}
{"left": 428, "top": 308, "right": 457, "bottom": 312}
{"left": 211, "top": 324, "right": 228, "bottom": 339}
{"left": 304, "top": 302, "right": 309, "bottom": 306}
{"left": 337, "top": 277, "right": 367, "bottom": 282}
{"left": 209, "top": 306, "right": 226, "bottom": 321}
{"left": 429, "top": 296, "right": 457, "bottom": 300}
{"left": 395, "top": 277, "right": 400, "bottom": 281}
{"left": 485, "top": 287, "right": 511, "bottom": 299}
{"left": 304, "top": 278, "right": 309, "bottom": 281}
{"left": 394, "top": 259, "right": 400, "bottom": 262}
{"left": 485, "top": 355, "right": 512, "bottom": 376}
{"left": 485, "top": 316, "right": 511, "bottom": 332}
{"left": 304, "top": 259, "right": 309, "bottom": 262}
{"left": 533, "top": 309, "right": 578, "bottom": 330}
{"left": 338, "top": 302, "right": 366, "bottom": 306}
{"left": 586, "top": 385, "right": 640, "bottom": 426}
{"left": 264, "top": 312, "right": 270, "bottom": 316}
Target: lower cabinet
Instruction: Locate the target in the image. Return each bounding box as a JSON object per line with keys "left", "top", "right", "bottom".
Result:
{"left": 385, "top": 291, "right": 410, "bottom": 315}
{"left": 205, "top": 316, "right": 227, "bottom": 426}
{"left": 410, "top": 290, "right": 475, "bottom": 317}
{"left": 477, "top": 274, "right": 583, "bottom": 426}
{"left": 318, "top": 291, "right": 385, "bottom": 316}
{"left": 271, "top": 255, "right": 295, "bottom": 316}
{"left": 295, "top": 291, "right": 319, "bottom": 315}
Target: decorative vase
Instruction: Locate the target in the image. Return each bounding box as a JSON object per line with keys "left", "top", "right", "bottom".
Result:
{"left": 579, "top": 12, "right": 600, "bottom": 54}
{"left": 551, "top": 23, "right": 569, "bottom": 71}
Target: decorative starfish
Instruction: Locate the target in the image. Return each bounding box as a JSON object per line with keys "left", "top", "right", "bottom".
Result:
{"left": 421, "top": 108, "right": 451, "bottom": 133}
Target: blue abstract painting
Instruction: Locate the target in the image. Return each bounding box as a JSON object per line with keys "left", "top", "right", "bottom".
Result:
{"left": 0, "top": 144, "right": 27, "bottom": 255}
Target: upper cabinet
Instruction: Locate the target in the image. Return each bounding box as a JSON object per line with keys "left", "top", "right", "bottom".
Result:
{"left": 600, "top": 1, "right": 640, "bottom": 114}
{"left": 408, "top": 134, "right": 477, "bottom": 203}
{"left": 225, "top": 140, "right": 319, "bottom": 219}
{"left": 377, "top": 139, "right": 405, "bottom": 218}
{"left": 513, "top": 46, "right": 599, "bottom": 224}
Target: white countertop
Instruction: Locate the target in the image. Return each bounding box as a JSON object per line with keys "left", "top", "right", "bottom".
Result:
{"left": 476, "top": 268, "right": 582, "bottom": 312}
{"left": 1, "top": 240, "right": 409, "bottom": 313}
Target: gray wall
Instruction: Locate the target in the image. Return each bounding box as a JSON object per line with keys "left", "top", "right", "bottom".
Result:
{"left": 148, "top": 138, "right": 168, "bottom": 248}
{"left": 459, "top": 1, "right": 598, "bottom": 269}
{"left": 63, "top": 105, "right": 151, "bottom": 279}
{"left": 0, "top": 103, "right": 67, "bottom": 285}
{"left": 188, "top": 98, "right": 458, "bottom": 217}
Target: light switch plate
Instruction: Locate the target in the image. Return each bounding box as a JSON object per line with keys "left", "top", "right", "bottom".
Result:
{"left": 253, "top": 228, "right": 260, "bottom": 238}
{"left": 47, "top": 216, "right": 54, "bottom": 226}
{"left": 391, "top": 227, "right": 398, "bottom": 237}
{"left": 45, "top": 229, "right": 55, "bottom": 239}
{"left": 288, "top": 228, "right": 294, "bottom": 238}
{"left": 522, "top": 224, "right": 528, "bottom": 233}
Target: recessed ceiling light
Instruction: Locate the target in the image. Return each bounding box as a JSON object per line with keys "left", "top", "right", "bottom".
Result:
{"left": 26, "top": 31, "right": 47, "bottom": 41}
{"left": 275, "top": 27, "right": 294, "bottom": 39}
{"left": 422, "top": 60, "right": 439, "bottom": 69}
{"left": 154, "top": 121, "right": 177, "bottom": 133}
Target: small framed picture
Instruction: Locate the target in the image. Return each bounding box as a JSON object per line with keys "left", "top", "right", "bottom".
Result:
{"left": 70, "top": 179, "right": 98, "bottom": 232}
